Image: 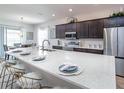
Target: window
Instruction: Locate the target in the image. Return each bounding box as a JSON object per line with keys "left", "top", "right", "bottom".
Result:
{"left": 6, "top": 28, "right": 22, "bottom": 46}
{"left": 38, "top": 28, "right": 48, "bottom": 46}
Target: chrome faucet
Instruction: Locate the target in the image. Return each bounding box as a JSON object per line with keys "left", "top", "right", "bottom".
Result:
{"left": 42, "top": 40, "right": 50, "bottom": 50}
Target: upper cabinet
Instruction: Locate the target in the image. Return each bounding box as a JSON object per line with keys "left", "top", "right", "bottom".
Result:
{"left": 77, "top": 19, "right": 104, "bottom": 38}
{"left": 97, "top": 19, "right": 104, "bottom": 38}
{"left": 65, "top": 23, "right": 77, "bottom": 32}
{"left": 104, "top": 17, "right": 117, "bottom": 28}
{"left": 56, "top": 24, "right": 65, "bottom": 38}
{"left": 104, "top": 17, "right": 124, "bottom": 28}
{"left": 88, "top": 20, "right": 99, "bottom": 38}
{"left": 77, "top": 21, "right": 89, "bottom": 38}
{"left": 116, "top": 17, "right": 124, "bottom": 27}
{"left": 55, "top": 17, "right": 124, "bottom": 39}
{"left": 88, "top": 19, "right": 104, "bottom": 38}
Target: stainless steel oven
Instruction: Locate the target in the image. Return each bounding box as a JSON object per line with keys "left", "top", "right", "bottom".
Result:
{"left": 65, "top": 32, "right": 77, "bottom": 40}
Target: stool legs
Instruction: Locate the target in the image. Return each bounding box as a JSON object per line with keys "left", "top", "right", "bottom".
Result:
{"left": 0, "top": 66, "right": 5, "bottom": 78}
{"left": 5, "top": 74, "right": 11, "bottom": 89}
{"left": 0, "top": 67, "right": 7, "bottom": 88}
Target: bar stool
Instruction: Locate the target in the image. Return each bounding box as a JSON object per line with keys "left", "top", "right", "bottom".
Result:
{"left": 0, "top": 59, "right": 16, "bottom": 78}
{"left": 1, "top": 59, "right": 52, "bottom": 89}
{"left": 5, "top": 64, "right": 25, "bottom": 89}
{"left": 0, "top": 59, "right": 18, "bottom": 89}
{"left": 4, "top": 64, "right": 44, "bottom": 89}
{"left": 16, "top": 72, "right": 43, "bottom": 89}
{"left": 0, "top": 58, "right": 6, "bottom": 78}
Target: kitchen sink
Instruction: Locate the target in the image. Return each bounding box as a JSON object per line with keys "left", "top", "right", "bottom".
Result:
{"left": 41, "top": 48, "right": 56, "bottom": 52}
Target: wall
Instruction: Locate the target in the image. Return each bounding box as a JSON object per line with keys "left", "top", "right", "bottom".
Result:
{"left": 0, "top": 19, "right": 35, "bottom": 44}
{"left": 34, "top": 9, "right": 113, "bottom": 28}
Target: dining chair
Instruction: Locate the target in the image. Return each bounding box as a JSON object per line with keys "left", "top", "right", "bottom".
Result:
{"left": 14, "top": 43, "right": 22, "bottom": 48}
{"left": 3, "top": 45, "right": 9, "bottom": 60}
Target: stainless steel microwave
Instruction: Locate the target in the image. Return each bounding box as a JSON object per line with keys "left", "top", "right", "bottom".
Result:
{"left": 65, "top": 32, "right": 77, "bottom": 39}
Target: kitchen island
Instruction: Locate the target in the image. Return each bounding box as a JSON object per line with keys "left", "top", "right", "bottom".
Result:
{"left": 6, "top": 47, "right": 116, "bottom": 89}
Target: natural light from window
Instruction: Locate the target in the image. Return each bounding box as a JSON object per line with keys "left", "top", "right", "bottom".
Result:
{"left": 7, "top": 29, "right": 22, "bottom": 46}
{"left": 38, "top": 28, "right": 48, "bottom": 46}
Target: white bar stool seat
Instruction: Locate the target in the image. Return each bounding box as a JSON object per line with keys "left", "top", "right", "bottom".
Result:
{"left": 16, "top": 72, "right": 43, "bottom": 89}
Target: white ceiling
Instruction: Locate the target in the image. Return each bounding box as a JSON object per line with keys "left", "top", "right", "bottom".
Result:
{"left": 0, "top": 4, "right": 123, "bottom": 24}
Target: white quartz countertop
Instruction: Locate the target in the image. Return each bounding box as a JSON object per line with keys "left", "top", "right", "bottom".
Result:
{"left": 6, "top": 47, "right": 116, "bottom": 89}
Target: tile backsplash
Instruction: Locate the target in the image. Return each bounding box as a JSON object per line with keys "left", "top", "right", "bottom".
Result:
{"left": 79, "top": 39, "right": 103, "bottom": 49}
{"left": 49, "top": 39, "right": 103, "bottom": 50}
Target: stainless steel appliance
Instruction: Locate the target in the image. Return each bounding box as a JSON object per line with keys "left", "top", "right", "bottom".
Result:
{"left": 63, "top": 40, "right": 79, "bottom": 51}
{"left": 65, "top": 32, "right": 77, "bottom": 40}
{"left": 104, "top": 27, "right": 124, "bottom": 76}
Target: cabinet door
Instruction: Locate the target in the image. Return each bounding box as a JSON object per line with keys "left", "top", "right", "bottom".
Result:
{"left": 73, "top": 48, "right": 88, "bottom": 52}
{"left": 56, "top": 25, "right": 65, "bottom": 38}
{"left": 96, "top": 19, "right": 104, "bottom": 38}
{"left": 77, "top": 22, "right": 89, "bottom": 38}
{"left": 116, "top": 17, "right": 124, "bottom": 27}
{"left": 65, "top": 23, "right": 76, "bottom": 32}
{"left": 88, "top": 20, "right": 98, "bottom": 38}
{"left": 52, "top": 46, "right": 63, "bottom": 50}
{"left": 104, "top": 18, "right": 117, "bottom": 28}
{"left": 87, "top": 49, "right": 103, "bottom": 54}
{"left": 88, "top": 20, "right": 103, "bottom": 38}
{"left": 73, "top": 48, "right": 103, "bottom": 54}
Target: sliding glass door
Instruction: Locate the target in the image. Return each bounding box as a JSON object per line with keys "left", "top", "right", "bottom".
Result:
{"left": 0, "top": 26, "right": 4, "bottom": 57}
{"left": 6, "top": 28, "right": 22, "bottom": 46}
{"left": 0, "top": 25, "right": 21, "bottom": 57}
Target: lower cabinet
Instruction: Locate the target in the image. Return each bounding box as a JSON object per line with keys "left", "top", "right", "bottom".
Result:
{"left": 73, "top": 48, "right": 103, "bottom": 54}
{"left": 52, "top": 46, "right": 63, "bottom": 50}
{"left": 52, "top": 45, "right": 103, "bottom": 54}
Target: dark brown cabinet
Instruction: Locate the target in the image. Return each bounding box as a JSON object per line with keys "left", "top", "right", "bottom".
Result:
{"left": 88, "top": 19, "right": 104, "bottom": 38}
{"left": 104, "top": 17, "right": 117, "bottom": 28}
{"left": 56, "top": 17, "right": 124, "bottom": 39}
{"left": 96, "top": 19, "right": 104, "bottom": 38}
{"left": 88, "top": 20, "right": 98, "bottom": 38}
{"left": 104, "top": 17, "right": 124, "bottom": 28}
{"left": 65, "top": 23, "right": 77, "bottom": 32}
{"left": 77, "top": 19, "right": 103, "bottom": 38}
{"left": 73, "top": 48, "right": 103, "bottom": 54}
{"left": 56, "top": 23, "right": 77, "bottom": 39}
{"left": 52, "top": 45, "right": 63, "bottom": 50}
{"left": 56, "top": 24, "right": 65, "bottom": 38}
{"left": 77, "top": 22, "right": 89, "bottom": 38}
{"left": 116, "top": 17, "right": 124, "bottom": 27}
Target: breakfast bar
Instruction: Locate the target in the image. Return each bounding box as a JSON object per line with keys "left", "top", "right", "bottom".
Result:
{"left": 6, "top": 47, "right": 116, "bottom": 89}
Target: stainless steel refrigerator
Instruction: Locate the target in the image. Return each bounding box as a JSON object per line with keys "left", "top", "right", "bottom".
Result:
{"left": 104, "top": 27, "right": 124, "bottom": 77}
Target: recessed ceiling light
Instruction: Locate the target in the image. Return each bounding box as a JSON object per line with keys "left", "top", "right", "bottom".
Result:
{"left": 69, "top": 8, "right": 73, "bottom": 12}
{"left": 52, "top": 14, "right": 55, "bottom": 17}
